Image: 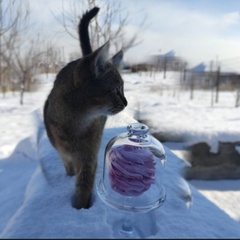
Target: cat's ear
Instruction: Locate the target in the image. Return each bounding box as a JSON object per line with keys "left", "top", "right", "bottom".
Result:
{"left": 112, "top": 50, "right": 123, "bottom": 71}
{"left": 112, "top": 50, "right": 123, "bottom": 64}
{"left": 93, "top": 41, "right": 110, "bottom": 76}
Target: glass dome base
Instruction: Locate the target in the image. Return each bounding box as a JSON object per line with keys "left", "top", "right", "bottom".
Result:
{"left": 97, "top": 179, "right": 166, "bottom": 213}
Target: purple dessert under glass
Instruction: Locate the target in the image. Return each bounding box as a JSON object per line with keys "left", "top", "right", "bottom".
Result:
{"left": 108, "top": 145, "right": 156, "bottom": 197}
{"left": 97, "top": 122, "right": 166, "bottom": 213}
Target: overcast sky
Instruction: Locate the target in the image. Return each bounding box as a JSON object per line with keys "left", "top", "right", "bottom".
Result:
{"left": 22, "top": 0, "right": 240, "bottom": 70}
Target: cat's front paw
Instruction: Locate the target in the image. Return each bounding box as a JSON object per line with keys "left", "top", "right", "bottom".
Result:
{"left": 71, "top": 193, "right": 91, "bottom": 209}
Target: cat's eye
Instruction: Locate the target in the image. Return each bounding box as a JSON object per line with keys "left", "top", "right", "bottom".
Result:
{"left": 109, "top": 86, "right": 123, "bottom": 96}
{"left": 115, "top": 86, "right": 123, "bottom": 94}
{"left": 116, "top": 87, "right": 120, "bottom": 93}
{"left": 112, "top": 86, "right": 119, "bottom": 94}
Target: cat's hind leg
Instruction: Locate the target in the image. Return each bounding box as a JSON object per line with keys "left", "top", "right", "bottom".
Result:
{"left": 58, "top": 149, "right": 75, "bottom": 176}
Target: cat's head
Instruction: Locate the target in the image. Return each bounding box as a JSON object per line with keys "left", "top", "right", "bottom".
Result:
{"left": 73, "top": 41, "right": 128, "bottom": 116}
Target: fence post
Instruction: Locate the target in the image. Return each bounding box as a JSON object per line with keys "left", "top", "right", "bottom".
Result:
{"left": 236, "top": 75, "right": 240, "bottom": 107}
{"left": 163, "top": 57, "right": 167, "bottom": 79}
{"left": 190, "top": 72, "right": 194, "bottom": 100}
{"left": 215, "top": 66, "right": 220, "bottom": 103}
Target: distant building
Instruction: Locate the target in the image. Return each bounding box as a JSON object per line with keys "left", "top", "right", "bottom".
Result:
{"left": 190, "top": 63, "right": 206, "bottom": 73}
{"left": 149, "top": 50, "right": 186, "bottom": 71}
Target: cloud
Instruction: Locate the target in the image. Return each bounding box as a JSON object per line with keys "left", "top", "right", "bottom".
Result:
{"left": 122, "top": 1, "right": 240, "bottom": 69}
{"left": 22, "top": 0, "right": 240, "bottom": 71}
{"left": 220, "top": 11, "right": 240, "bottom": 28}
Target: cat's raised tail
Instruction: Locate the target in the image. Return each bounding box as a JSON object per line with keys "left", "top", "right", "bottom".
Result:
{"left": 79, "top": 6, "right": 100, "bottom": 56}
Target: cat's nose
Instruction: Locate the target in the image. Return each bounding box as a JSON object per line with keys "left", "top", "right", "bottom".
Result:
{"left": 119, "top": 94, "right": 127, "bottom": 107}
{"left": 123, "top": 97, "right": 128, "bottom": 107}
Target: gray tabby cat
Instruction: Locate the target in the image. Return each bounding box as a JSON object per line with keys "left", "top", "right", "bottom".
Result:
{"left": 43, "top": 6, "right": 127, "bottom": 209}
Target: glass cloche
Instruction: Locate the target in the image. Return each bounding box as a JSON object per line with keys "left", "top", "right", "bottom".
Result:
{"left": 97, "top": 122, "right": 167, "bottom": 213}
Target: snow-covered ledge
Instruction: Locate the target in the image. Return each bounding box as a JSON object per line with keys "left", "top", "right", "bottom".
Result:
{"left": 1, "top": 112, "right": 240, "bottom": 238}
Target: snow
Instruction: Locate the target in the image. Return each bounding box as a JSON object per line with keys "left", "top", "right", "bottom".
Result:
{"left": 0, "top": 71, "right": 240, "bottom": 238}
{"left": 122, "top": 71, "right": 240, "bottom": 153}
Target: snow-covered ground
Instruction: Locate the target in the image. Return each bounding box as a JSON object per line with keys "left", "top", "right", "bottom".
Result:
{"left": 122, "top": 71, "right": 240, "bottom": 153}
{"left": 0, "top": 71, "right": 239, "bottom": 238}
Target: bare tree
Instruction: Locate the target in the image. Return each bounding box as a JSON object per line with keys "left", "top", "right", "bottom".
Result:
{"left": 0, "top": 1, "right": 51, "bottom": 104}
{"left": 55, "top": 0, "right": 145, "bottom": 55}
{"left": 69, "top": 51, "right": 81, "bottom": 62}
{"left": 0, "top": 0, "right": 30, "bottom": 96}
{"left": 39, "top": 41, "right": 63, "bottom": 77}
{"left": 9, "top": 36, "right": 46, "bottom": 105}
